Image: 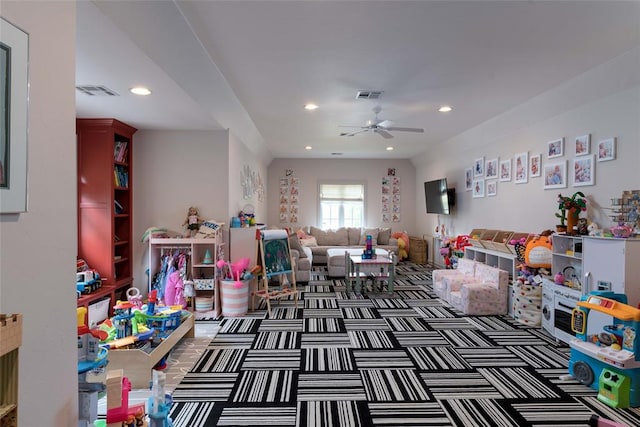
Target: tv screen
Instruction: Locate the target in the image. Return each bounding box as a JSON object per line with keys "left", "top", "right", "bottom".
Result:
{"left": 424, "top": 179, "right": 454, "bottom": 215}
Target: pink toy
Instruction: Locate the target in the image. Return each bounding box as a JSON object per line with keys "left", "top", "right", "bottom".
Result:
{"left": 231, "top": 258, "right": 251, "bottom": 288}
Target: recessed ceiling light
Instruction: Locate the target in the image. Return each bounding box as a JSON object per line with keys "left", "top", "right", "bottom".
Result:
{"left": 386, "top": 146, "right": 394, "bottom": 151}
{"left": 304, "top": 103, "right": 319, "bottom": 110}
{"left": 438, "top": 105, "right": 453, "bottom": 113}
{"left": 130, "top": 87, "right": 151, "bottom": 96}
{"left": 305, "top": 146, "right": 312, "bottom": 150}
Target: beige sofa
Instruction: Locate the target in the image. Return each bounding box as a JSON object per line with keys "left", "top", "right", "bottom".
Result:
{"left": 296, "top": 226, "right": 399, "bottom": 276}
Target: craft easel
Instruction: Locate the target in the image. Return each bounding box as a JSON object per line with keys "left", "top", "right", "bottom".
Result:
{"left": 254, "top": 229, "right": 298, "bottom": 317}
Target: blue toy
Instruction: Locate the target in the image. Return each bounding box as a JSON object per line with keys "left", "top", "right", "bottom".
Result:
{"left": 568, "top": 291, "right": 640, "bottom": 408}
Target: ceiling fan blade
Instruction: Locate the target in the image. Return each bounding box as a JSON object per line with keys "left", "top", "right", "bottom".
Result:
{"left": 338, "top": 125, "right": 367, "bottom": 129}
{"left": 375, "top": 129, "right": 394, "bottom": 139}
{"left": 383, "top": 126, "right": 424, "bottom": 133}
{"left": 340, "top": 129, "right": 368, "bottom": 137}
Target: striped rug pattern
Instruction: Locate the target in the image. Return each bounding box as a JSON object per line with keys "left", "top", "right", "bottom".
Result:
{"left": 170, "top": 264, "right": 640, "bottom": 426}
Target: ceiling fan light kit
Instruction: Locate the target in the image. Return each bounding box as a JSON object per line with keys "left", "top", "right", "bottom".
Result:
{"left": 339, "top": 105, "right": 424, "bottom": 139}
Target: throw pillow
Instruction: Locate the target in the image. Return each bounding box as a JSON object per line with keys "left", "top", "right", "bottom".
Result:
{"left": 377, "top": 227, "right": 392, "bottom": 245}
{"left": 300, "top": 236, "right": 318, "bottom": 247}
{"left": 288, "top": 233, "right": 307, "bottom": 258}
{"left": 359, "top": 228, "right": 379, "bottom": 245}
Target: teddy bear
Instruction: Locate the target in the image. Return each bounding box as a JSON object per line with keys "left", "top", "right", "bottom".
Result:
{"left": 588, "top": 222, "right": 601, "bottom": 237}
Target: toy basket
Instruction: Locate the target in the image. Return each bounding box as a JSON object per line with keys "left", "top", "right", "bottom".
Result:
{"left": 507, "top": 232, "right": 533, "bottom": 255}
{"left": 479, "top": 229, "right": 499, "bottom": 249}
{"left": 408, "top": 236, "right": 428, "bottom": 264}
{"left": 0, "top": 314, "right": 22, "bottom": 357}
{"left": 468, "top": 229, "right": 486, "bottom": 248}
{"left": 195, "top": 296, "right": 214, "bottom": 313}
{"left": 489, "top": 231, "right": 514, "bottom": 253}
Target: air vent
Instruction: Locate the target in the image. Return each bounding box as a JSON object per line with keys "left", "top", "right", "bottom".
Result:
{"left": 356, "top": 90, "right": 383, "bottom": 100}
{"left": 76, "top": 85, "right": 120, "bottom": 96}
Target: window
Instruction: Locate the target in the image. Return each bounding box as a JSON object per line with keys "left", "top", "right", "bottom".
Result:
{"left": 318, "top": 182, "right": 365, "bottom": 229}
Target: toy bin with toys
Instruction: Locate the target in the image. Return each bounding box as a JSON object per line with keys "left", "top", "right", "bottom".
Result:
{"left": 568, "top": 291, "right": 640, "bottom": 408}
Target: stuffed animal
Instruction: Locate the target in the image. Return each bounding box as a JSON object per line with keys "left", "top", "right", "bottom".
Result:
{"left": 588, "top": 222, "right": 601, "bottom": 236}
{"left": 525, "top": 233, "right": 553, "bottom": 269}
{"left": 392, "top": 231, "right": 409, "bottom": 260}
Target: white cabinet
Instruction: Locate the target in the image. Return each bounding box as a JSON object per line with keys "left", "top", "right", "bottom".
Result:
{"left": 463, "top": 246, "right": 517, "bottom": 280}
{"left": 582, "top": 237, "right": 640, "bottom": 307}
{"left": 229, "top": 226, "right": 262, "bottom": 265}
{"left": 551, "top": 234, "right": 583, "bottom": 291}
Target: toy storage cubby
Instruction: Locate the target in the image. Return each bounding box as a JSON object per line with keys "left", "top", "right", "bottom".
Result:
{"left": 1, "top": 314, "right": 22, "bottom": 427}
{"left": 149, "top": 237, "right": 224, "bottom": 317}
{"left": 551, "top": 234, "right": 583, "bottom": 291}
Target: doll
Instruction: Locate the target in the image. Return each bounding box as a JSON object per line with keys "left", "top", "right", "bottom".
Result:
{"left": 183, "top": 206, "right": 203, "bottom": 237}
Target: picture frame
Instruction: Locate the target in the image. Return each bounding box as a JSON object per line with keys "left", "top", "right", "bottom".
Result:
{"left": 597, "top": 137, "right": 616, "bottom": 162}
{"left": 499, "top": 159, "right": 511, "bottom": 182}
{"left": 529, "top": 154, "right": 541, "bottom": 178}
{"left": 573, "top": 154, "right": 595, "bottom": 187}
{"left": 465, "top": 167, "right": 473, "bottom": 191}
{"left": 473, "top": 157, "right": 485, "bottom": 178}
{"left": 472, "top": 179, "right": 485, "bottom": 198}
{"left": 514, "top": 152, "right": 528, "bottom": 184}
{"left": 485, "top": 158, "right": 498, "bottom": 179}
{"left": 574, "top": 134, "right": 590, "bottom": 156}
{"left": 543, "top": 160, "right": 568, "bottom": 190}
{"left": 547, "top": 138, "right": 564, "bottom": 159}
{"left": 0, "top": 18, "right": 29, "bottom": 213}
{"left": 486, "top": 181, "right": 497, "bottom": 197}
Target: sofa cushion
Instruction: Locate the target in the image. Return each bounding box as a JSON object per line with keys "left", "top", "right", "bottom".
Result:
{"left": 288, "top": 233, "right": 307, "bottom": 258}
{"left": 377, "top": 227, "right": 392, "bottom": 245}
{"left": 300, "top": 236, "right": 318, "bottom": 247}
{"left": 359, "top": 228, "right": 379, "bottom": 245}
{"left": 347, "top": 227, "right": 362, "bottom": 246}
{"left": 310, "top": 226, "right": 349, "bottom": 246}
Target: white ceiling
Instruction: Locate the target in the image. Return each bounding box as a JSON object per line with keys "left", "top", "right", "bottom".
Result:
{"left": 76, "top": 1, "right": 640, "bottom": 160}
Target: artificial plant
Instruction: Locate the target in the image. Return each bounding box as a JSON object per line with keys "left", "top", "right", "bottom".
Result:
{"left": 556, "top": 192, "right": 587, "bottom": 226}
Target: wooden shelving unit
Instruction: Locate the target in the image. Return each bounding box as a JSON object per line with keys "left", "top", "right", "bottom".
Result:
{"left": 1, "top": 314, "right": 22, "bottom": 427}
{"left": 77, "top": 119, "right": 136, "bottom": 313}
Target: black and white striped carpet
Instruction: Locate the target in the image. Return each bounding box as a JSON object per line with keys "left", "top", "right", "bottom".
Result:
{"left": 168, "top": 264, "right": 640, "bottom": 426}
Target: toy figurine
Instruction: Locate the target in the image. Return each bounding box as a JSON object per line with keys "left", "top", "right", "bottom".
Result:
{"left": 183, "top": 206, "right": 203, "bottom": 237}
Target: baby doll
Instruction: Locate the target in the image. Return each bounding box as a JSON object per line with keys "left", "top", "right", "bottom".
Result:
{"left": 183, "top": 206, "right": 203, "bottom": 237}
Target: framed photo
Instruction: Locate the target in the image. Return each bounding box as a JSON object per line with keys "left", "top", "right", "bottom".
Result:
{"left": 514, "top": 152, "right": 528, "bottom": 184}
{"left": 529, "top": 154, "right": 541, "bottom": 178}
{"left": 499, "top": 159, "right": 511, "bottom": 182}
{"left": 574, "top": 134, "right": 590, "bottom": 156}
{"left": 547, "top": 138, "right": 564, "bottom": 159}
{"left": 573, "top": 154, "right": 595, "bottom": 187}
{"left": 485, "top": 158, "right": 498, "bottom": 179}
{"left": 487, "top": 181, "right": 497, "bottom": 197}
{"left": 472, "top": 179, "right": 485, "bottom": 198}
{"left": 543, "top": 160, "right": 568, "bottom": 190}
{"left": 465, "top": 167, "right": 473, "bottom": 191}
{"left": 473, "top": 157, "right": 485, "bottom": 178}
{"left": 0, "top": 18, "right": 29, "bottom": 213}
{"left": 597, "top": 138, "right": 616, "bottom": 162}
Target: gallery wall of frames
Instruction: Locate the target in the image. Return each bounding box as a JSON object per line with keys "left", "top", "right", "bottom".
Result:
{"left": 464, "top": 134, "right": 616, "bottom": 199}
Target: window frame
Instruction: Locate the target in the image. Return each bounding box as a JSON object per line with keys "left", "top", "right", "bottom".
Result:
{"left": 317, "top": 180, "right": 367, "bottom": 229}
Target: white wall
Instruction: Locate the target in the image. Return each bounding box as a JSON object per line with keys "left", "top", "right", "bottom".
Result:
{"left": 228, "top": 130, "right": 268, "bottom": 223}
{"left": 413, "top": 48, "right": 640, "bottom": 246}
{"left": 0, "top": 2, "right": 78, "bottom": 425}
{"left": 132, "top": 129, "right": 229, "bottom": 292}
{"left": 267, "top": 159, "right": 416, "bottom": 234}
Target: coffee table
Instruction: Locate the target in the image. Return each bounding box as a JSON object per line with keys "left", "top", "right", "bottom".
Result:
{"left": 347, "top": 253, "right": 396, "bottom": 294}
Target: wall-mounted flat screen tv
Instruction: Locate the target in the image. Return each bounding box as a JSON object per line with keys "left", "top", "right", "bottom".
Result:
{"left": 424, "top": 178, "right": 455, "bottom": 215}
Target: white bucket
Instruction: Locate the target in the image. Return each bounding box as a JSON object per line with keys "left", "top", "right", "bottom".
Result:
{"left": 220, "top": 279, "right": 249, "bottom": 317}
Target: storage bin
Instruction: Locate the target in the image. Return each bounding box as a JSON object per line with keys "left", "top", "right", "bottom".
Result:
{"left": 479, "top": 229, "right": 499, "bottom": 249}
{"left": 408, "top": 236, "right": 428, "bottom": 264}
{"left": 194, "top": 278, "right": 215, "bottom": 290}
{"left": 88, "top": 298, "right": 110, "bottom": 327}
{"left": 490, "top": 231, "right": 513, "bottom": 253}
{"left": 507, "top": 232, "right": 533, "bottom": 255}
{"left": 220, "top": 279, "right": 250, "bottom": 317}
{"left": 468, "top": 229, "right": 486, "bottom": 248}
{"left": 195, "top": 296, "right": 214, "bottom": 312}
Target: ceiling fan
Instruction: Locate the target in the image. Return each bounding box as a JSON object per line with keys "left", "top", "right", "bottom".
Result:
{"left": 339, "top": 105, "right": 424, "bottom": 139}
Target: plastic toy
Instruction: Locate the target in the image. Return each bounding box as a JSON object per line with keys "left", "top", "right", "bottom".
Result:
{"left": 106, "top": 369, "right": 146, "bottom": 426}
{"left": 77, "top": 269, "right": 102, "bottom": 295}
{"left": 182, "top": 206, "right": 203, "bottom": 237}
{"left": 361, "top": 234, "right": 376, "bottom": 259}
{"left": 568, "top": 291, "right": 640, "bottom": 408}
{"left": 147, "top": 370, "right": 174, "bottom": 427}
